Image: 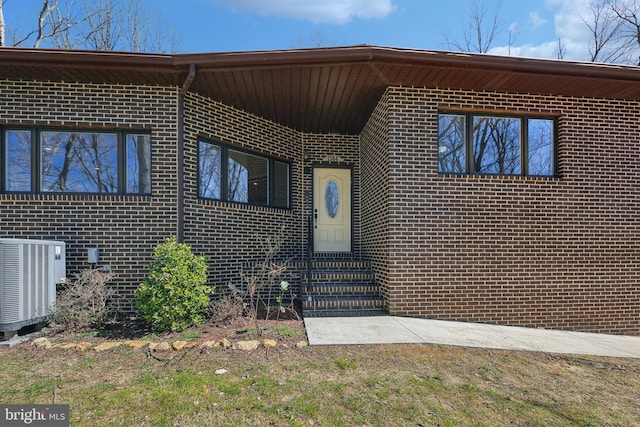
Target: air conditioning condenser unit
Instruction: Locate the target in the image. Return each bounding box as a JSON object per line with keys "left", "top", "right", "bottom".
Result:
{"left": 0, "top": 239, "right": 66, "bottom": 333}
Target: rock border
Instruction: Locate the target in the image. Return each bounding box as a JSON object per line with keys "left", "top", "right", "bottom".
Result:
{"left": 30, "top": 336, "right": 308, "bottom": 352}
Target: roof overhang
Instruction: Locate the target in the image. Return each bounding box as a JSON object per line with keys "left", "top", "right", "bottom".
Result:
{"left": 1, "top": 45, "right": 639, "bottom": 134}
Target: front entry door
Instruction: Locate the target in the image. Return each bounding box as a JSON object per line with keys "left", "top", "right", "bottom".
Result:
{"left": 313, "top": 167, "right": 352, "bottom": 252}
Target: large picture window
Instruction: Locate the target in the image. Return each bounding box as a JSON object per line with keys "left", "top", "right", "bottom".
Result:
{"left": 41, "top": 131, "right": 119, "bottom": 193}
{"left": 198, "top": 139, "right": 290, "bottom": 209}
{"left": 1, "top": 128, "right": 151, "bottom": 194}
{"left": 438, "top": 112, "right": 555, "bottom": 177}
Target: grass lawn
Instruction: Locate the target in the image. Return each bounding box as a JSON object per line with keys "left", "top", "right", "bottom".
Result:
{"left": 1, "top": 320, "right": 639, "bottom": 426}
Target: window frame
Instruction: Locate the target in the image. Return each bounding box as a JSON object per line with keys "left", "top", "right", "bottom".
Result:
{"left": 197, "top": 138, "right": 291, "bottom": 209}
{"left": 438, "top": 111, "right": 557, "bottom": 177}
{"left": 1, "top": 126, "right": 152, "bottom": 195}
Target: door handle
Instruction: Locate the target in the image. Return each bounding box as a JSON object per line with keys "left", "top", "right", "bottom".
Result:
{"left": 314, "top": 209, "right": 318, "bottom": 229}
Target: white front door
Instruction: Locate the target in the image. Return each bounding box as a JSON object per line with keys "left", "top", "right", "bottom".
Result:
{"left": 313, "top": 167, "right": 352, "bottom": 252}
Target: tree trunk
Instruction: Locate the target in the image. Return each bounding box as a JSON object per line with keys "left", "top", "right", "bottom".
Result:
{"left": 0, "top": 0, "right": 5, "bottom": 47}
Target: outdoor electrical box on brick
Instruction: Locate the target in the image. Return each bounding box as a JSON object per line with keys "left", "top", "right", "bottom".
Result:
{"left": 87, "top": 247, "right": 99, "bottom": 264}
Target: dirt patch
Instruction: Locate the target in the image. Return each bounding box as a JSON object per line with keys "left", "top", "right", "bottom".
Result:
{"left": 37, "top": 315, "right": 307, "bottom": 350}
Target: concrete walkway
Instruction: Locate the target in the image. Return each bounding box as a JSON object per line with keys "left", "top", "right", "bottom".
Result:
{"left": 304, "top": 316, "right": 640, "bottom": 358}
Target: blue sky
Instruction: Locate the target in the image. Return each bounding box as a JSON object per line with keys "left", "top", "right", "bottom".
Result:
{"left": 5, "top": 0, "right": 602, "bottom": 61}
{"left": 152, "top": 0, "right": 599, "bottom": 61}
{"left": 155, "top": 0, "right": 558, "bottom": 53}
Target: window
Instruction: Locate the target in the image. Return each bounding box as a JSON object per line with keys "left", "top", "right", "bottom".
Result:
{"left": 126, "top": 134, "right": 152, "bottom": 194}
{"left": 198, "top": 139, "right": 290, "bottom": 209}
{"left": 438, "top": 112, "right": 555, "bottom": 176}
{"left": 272, "top": 161, "right": 290, "bottom": 209}
{"left": 228, "top": 149, "right": 268, "bottom": 205}
{"left": 1, "top": 128, "right": 151, "bottom": 194}
{"left": 41, "top": 131, "right": 119, "bottom": 193}
{"left": 5, "top": 130, "right": 32, "bottom": 192}
{"left": 198, "top": 142, "right": 221, "bottom": 199}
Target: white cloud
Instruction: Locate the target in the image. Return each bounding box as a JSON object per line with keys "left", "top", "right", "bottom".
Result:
{"left": 550, "top": 0, "right": 591, "bottom": 47}
{"left": 491, "top": 0, "right": 598, "bottom": 62}
{"left": 488, "top": 41, "right": 560, "bottom": 59}
{"left": 213, "top": 0, "right": 396, "bottom": 24}
{"left": 529, "top": 11, "right": 547, "bottom": 28}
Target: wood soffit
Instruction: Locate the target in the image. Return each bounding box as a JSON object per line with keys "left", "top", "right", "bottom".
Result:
{"left": 1, "top": 45, "right": 639, "bottom": 134}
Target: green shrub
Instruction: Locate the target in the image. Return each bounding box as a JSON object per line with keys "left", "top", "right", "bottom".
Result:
{"left": 135, "top": 237, "right": 213, "bottom": 331}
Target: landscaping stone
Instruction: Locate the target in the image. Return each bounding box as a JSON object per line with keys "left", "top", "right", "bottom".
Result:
{"left": 172, "top": 340, "right": 200, "bottom": 350}
{"left": 295, "top": 340, "right": 308, "bottom": 348}
{"left": 261, "top": 338, "right": 277, "bottom": 348}
{"left": 149, "top": 341, "right": 170, "bottom": 352}
{"left": 75, "top": 342, "right": 93, "bottom": 352}
{"left": 218, "top": 338, "right": 232, "bottom": 349}
{"left": 94, "top": 342, "right": 123, "bottom": 352}
{"left": 125, "top": 340, "right": 149, "bottom": 349}
{"left": 32, "top": 337, "right": 52, "bottom": 348}
{"left": 172, "top": 340, "right": 188, "bottom": 350}
{"left": 200, "top": 340, "right": 220, "bottom": 349}
{"left": 233, "top": 340, "right": 259, "bottom": 351}
{"left": 60, "top": 343, "right": 78, "bottom": 349}
{"left": 214, "top": 369, "right": 228, "bottom": 375}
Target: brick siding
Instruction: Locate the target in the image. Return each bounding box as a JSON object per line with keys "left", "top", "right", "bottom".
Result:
{"left": 3, "top": 77, "right": 639, "bottom": 334}
{"left": 182, "top": 92, "right": 302, "bottom": 296}
{"left": 360, "top": 90, "right": 391, "bottom": 308}
{"left": 363, "top": 86, "right": 640, "bottom": 335}
{"left": 0, "top": 80, "right": 179, "bottom": 311}
{"left": 0, "top": 82, "right": 362, "bottom": 309}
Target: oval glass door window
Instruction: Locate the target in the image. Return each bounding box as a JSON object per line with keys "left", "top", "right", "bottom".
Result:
{"left": 325, "top": 180, "right": 339, "bottom": 218}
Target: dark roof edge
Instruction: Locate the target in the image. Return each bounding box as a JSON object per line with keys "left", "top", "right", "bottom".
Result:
{"left": 1, "top": 44, "right": 639, "bottom": 82}
{"left": 0, "top": 46, "right": 174, "bottom": 71}
{"left": 172, "top": 45, "right": 640, "bottom": 82}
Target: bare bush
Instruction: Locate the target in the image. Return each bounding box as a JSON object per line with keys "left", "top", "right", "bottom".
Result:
{"left": 207, "top": 283, "right": 246, "bottom": 325}
{"left": 54, "top": 269, "right": 115, "bottom": 330}
{"left": 241, "top": 227, "right": 291, "bottom": 335}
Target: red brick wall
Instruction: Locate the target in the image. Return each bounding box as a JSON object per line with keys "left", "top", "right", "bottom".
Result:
{"left": 378, "top": 86, "right": 640, "bottom": 335}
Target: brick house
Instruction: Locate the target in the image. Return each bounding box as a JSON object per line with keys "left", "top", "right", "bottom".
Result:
{"left": 1, "top": 45, "right": 639, "bottom": 335}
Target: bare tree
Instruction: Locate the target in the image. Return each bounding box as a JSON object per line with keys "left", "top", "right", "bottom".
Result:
{"left": 6, "top": 0, "right": 78, "bottom": 48}
{"left": 83, "top": 0, "right": 120, "bottom": 51}
{"left": 291, "top": 29, "right": 338, "bottom": 49}
{"left": 124, "top": 0, "right": 180, "bottom": 53}
{"left": 48, "top": 0, "right": 87, "bottom": 49}
{"left": 443, "top": 0, "right": 503, "bottom": 53}
{"left": 556, "top": 38, "right": 567, "bottom": 60}
{"left": 1, "top": 0, "right": 180, "bottom": 53}
{"left": 607, "top": 0, "right": 640, "bottom": 63}
{"left": 83, "top": 0, "right": 179, "bottom": 52}
{"left": 0, "top": 0, "right": 5, "bottom": 46}
{"left": 581, "top": 0, "right": 631, "bottom": 63}
{"left": 506, "top": 22, "right": 519, "bottom": 55}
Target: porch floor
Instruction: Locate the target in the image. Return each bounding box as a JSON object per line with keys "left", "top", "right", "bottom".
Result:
{"left": 304, "top": 316, "right": 640, "bottom": 359}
